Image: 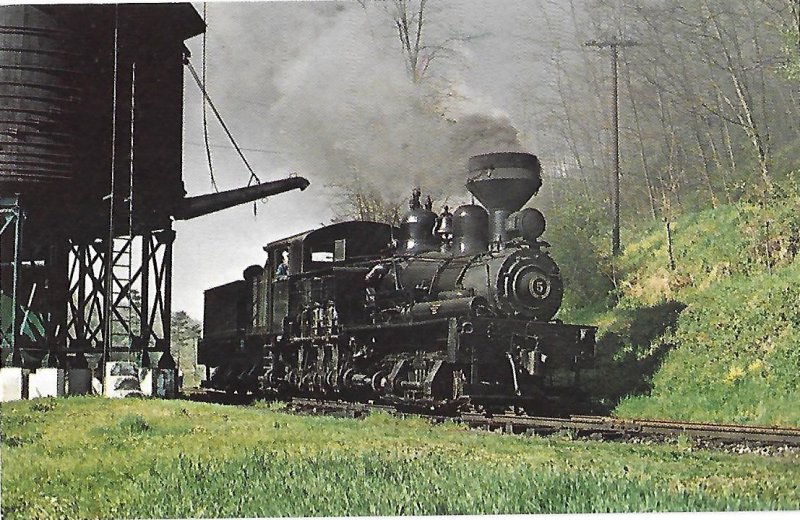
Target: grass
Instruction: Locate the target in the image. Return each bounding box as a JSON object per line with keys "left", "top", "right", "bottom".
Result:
{"left": 2, "top": 397, "right": 799, "bottom": 518}
{"left": 559, "top": 188, "right": 800, "bottom": 427}
{"left": 614, "top": 261, "right": 800, "bottom": 425}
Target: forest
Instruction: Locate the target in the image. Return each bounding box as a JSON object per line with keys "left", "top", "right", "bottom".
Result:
{"left": 337, "top": 0, "right": 799, "bottom": 250}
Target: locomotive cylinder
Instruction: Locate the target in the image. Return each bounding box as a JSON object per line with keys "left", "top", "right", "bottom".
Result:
{"left": 407, "top": 296, "right": 488, "bottom": 321}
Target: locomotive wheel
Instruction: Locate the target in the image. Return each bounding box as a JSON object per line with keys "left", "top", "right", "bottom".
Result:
{"left": 314, "top": 373, "right": 326, "bottom": 392}
{"left": 341, "top": 368, "right": 354, "bottom": 388}
{"left": 326, "top": 370, "right": 338, "bottom": 389}
{"left": 371, "top": 371, "right": 388, "bottom": 393}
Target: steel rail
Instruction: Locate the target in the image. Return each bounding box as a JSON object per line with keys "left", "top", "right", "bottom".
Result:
{"left": 186, "top": 392, "right": 800, "bottom": 448}
{"left": 286, "top": 397, "right": 800, "bottom": 448}
{"left": 459, "top": 413, "right": 800, "bottom": 446}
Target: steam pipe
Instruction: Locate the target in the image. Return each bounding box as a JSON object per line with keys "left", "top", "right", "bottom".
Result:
{"left": 173, "top": 176, "right": 310, "bottom": 220}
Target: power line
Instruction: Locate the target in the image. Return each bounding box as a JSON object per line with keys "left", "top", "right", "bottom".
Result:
{"left": 184, "top": 142, "right": 283, "bottom": 155}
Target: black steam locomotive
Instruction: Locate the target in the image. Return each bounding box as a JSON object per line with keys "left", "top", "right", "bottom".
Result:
{"left": 198, "top": 152, "right": 596, "bottom": 413}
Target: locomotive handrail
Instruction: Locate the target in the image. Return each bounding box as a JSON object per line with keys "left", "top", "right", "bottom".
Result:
{"left": 342, "top": 318, "right": 451, "bottom": 331}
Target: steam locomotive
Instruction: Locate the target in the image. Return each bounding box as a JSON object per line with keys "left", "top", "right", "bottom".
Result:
{"left": 198, "top": 152, "right": 596, "bottom": 413}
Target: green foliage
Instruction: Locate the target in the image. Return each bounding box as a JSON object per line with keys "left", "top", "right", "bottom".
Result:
{"left": 117, "top": 413, "right": 151, "bottom": 435}
{"left": 571, "top": 179, "right": 800, "bottom": 425}
{"left": 544, "top": 193, "right": 615, "bottom": 319}
{"left": 2, "top": 398, "right": 798, "bottom": 518}
{"left": 615, "top": 261, "right": 800, "bottom": 425}
{"left": 171, "top": 311, "right": 202, "bottom": 388}
{"left": 579, "top": 300, "right": 685, "bottom": 412}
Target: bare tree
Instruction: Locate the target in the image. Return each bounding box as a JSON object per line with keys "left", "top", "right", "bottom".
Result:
{"left": 620, "top": 50, "right": 658, "bottom": 218}
{"left": 330, "top": 179, "right": 404, "bottom": 226}
{"left": 358, "top": 0, "right": 452, "bottom": 83}
{"left": 698, "top": 0, "right": 772, "bottom": 190}
{"left": 760, "top": 0, "right": 800, "bottom": 78}
{"left": 390, "top": 0, "right": 430, "bottom": 82}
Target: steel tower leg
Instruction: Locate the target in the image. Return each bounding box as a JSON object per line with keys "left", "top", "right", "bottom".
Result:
{"left": 0, "top": 195, "right": 22, "bottom": 366}
{"left": 65, "top": 229, "right": 175, "bottom": 353}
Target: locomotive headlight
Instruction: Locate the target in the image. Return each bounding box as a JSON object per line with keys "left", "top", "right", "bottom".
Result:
{"left": 527, "top": 273, "right": 551, "bottom": 299}
{"left": 512, "top": 267, "right": 551, "bottom": 302}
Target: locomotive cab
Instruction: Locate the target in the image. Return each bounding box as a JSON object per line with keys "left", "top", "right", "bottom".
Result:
{"left": 261, "top": 221, "right": 397, "bottom": 335}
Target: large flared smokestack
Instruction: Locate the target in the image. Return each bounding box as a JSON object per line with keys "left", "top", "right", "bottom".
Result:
{"left": 173, "top": 176, "right": 310, "bottom": 220}
{"left": 465, "top": 152, "right": 542, "bottom": 244}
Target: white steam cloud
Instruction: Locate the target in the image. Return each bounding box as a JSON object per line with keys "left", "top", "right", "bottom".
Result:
{"left": 224, "top": 2, "right": 527, "bottom": 206}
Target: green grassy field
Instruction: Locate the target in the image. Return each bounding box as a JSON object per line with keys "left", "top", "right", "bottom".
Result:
{"left": 553, "top": 190, "right": 800, "bottom": 427}
{"left": 2, "top": 397, "right": 798, "bottom": 518}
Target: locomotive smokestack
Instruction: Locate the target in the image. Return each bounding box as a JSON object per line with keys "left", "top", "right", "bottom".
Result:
{"left": 465, "top": 152, "right": 542, "bottom": 245}
{"left": 173, "top": 175, "right": 310, "bottom": 220}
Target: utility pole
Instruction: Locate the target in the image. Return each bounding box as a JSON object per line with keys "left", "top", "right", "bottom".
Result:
{"left": 585, "top": 36, "right": 637, "bottom": 256}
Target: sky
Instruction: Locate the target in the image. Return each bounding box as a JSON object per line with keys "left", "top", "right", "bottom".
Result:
{"left": 173, "top": 0, "right": 582, "bottom": 319}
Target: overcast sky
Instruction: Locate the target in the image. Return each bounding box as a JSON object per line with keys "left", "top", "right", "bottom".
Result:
{"left": 173, "top": 0, "right": 579, "bottom": 319}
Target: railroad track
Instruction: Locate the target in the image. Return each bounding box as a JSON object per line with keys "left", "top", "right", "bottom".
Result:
{"left": 284, "top": 397, "right": 800, "bottom": 449}
{"left": 459, "top": 413, "right": 800, "bottom": 447}
{"left": 184, "top": 390, "right": 800, "bottom": 449}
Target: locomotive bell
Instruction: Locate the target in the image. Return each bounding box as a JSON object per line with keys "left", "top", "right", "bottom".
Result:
{"left": 435, "top": 206, "right": 453, "bottom": 236}
{"left": 466, "top": 152, "right": 542, "bottom": 245}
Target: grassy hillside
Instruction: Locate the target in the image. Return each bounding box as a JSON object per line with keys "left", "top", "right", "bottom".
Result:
{"left": 566, "top": 183, "right": 800, "bottom": 426}
{"left": 2, "top": 397, "right": 799, "bottom": 518}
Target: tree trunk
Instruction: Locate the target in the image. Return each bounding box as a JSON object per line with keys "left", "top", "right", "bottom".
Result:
{"left": 704, "top": 0, "right": 773, "bottom": 191}
{"left": 656, "top": 85, "right": 682, "bottom": 209}
{"left": 621, "top": 50, "right": 658, "bottom": 220}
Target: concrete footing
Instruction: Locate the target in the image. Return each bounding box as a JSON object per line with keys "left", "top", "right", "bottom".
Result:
{"left": 104, "top": 361, "right": 143, "bottom": 398}
{"left": 67, "top": 369, "right": 92, "bottom": 395}
{"left": 139, "top": 368, "right": 153, "bottom": 397}
{"left": 28, "top": 368, "right": 65, "bottom": 398}
{"left": 92, "top": 376, "right": 103, "bottom": 395}
{"left": 1, "top": 367, "right": 27, "bottom": 401}
{"left": 154, "top": 368, "right": 178, "bottom": 398}
{"left": 0, "top": 360, "right": 179, "bottom": 401}
{"left": 103, "top": 363, "right": 178, "bottom": 398}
